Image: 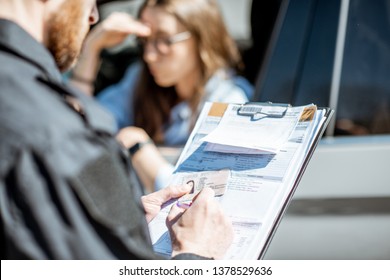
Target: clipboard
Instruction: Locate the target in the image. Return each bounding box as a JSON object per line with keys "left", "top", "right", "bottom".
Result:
{"left": 148, "top": 102, "right": 334, "bottom": 260}
{"left": 257, "top": 107, "right": 334, "bottom": 259}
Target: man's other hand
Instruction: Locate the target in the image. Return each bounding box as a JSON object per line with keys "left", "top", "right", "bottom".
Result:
{"left": 141, "top": 184, "right": 192, "bottom": 223}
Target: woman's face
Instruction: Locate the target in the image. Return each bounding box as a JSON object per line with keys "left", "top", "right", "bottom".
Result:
{"left": 140, "top": 7, "right": 201, "bottom": 91}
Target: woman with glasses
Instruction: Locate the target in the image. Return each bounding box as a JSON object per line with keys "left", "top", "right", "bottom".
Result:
{"left": 70, "top": 0, "right": 252, "bottom": 191}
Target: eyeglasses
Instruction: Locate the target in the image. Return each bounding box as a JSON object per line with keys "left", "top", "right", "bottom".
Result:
{"left": 237, "top": 102, "right": 290, "bottom": 121}
{"left": 137, "top": 31, "right": 192, "bottom": 55}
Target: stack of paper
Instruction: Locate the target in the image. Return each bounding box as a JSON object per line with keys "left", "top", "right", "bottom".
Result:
{"left": 202, "top": 104, "right": 305, "bottom": 153}
{"left": 148, "top": 102, "right": 332, "bottom": 259}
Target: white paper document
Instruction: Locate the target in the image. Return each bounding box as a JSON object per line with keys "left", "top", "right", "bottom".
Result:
{"left": 201, "top": 104, "right": 305, "bottom": 153}
{"left": 148, "top": 102, "right": 331, "bottom": 259}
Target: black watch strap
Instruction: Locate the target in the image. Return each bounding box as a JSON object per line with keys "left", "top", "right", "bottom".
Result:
{"left": 128, "top": 138, "right": 153, "bottom": 156}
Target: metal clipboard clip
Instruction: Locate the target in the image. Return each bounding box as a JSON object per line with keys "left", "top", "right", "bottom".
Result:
{"left": 237, "top": 102, "right": 291, "bottom": 121}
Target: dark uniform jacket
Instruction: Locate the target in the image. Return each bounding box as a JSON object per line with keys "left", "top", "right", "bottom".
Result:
{"left": 0, "top": 19, "right": 200, "bottom": 260}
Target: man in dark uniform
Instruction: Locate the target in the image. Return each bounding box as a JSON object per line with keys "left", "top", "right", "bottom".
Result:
{"left": 0, "top": 0, "right": 233, "bottom": 259}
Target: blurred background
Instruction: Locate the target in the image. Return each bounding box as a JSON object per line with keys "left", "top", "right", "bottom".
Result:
{"left": 96, "top": 0, "right": 390, "bottom": 259}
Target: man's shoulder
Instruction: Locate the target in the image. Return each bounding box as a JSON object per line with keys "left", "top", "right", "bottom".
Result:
{"left": 0, "top": 69, "right": 80, "bottom": 159}
{"left": 0, "top": 49, "right": 37, "bottom": 77}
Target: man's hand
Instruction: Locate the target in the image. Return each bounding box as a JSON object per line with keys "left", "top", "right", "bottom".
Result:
{"left": 166, "top": 187, "right": 234, "bottom": 259}
{"left": 141, "top": 184, "right": 192, "bottom": 223}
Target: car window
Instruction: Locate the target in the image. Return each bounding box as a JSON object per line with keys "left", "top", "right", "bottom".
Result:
{"left": 336, "top": 0, "right": 390, "bottom": 135}
{"left": 253, "top": 0, "right": 390, "bottom": 136}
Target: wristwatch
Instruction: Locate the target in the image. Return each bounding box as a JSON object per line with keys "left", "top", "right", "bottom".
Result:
{"left": 128, "top": 138, "right": 153, "bottom": 156}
